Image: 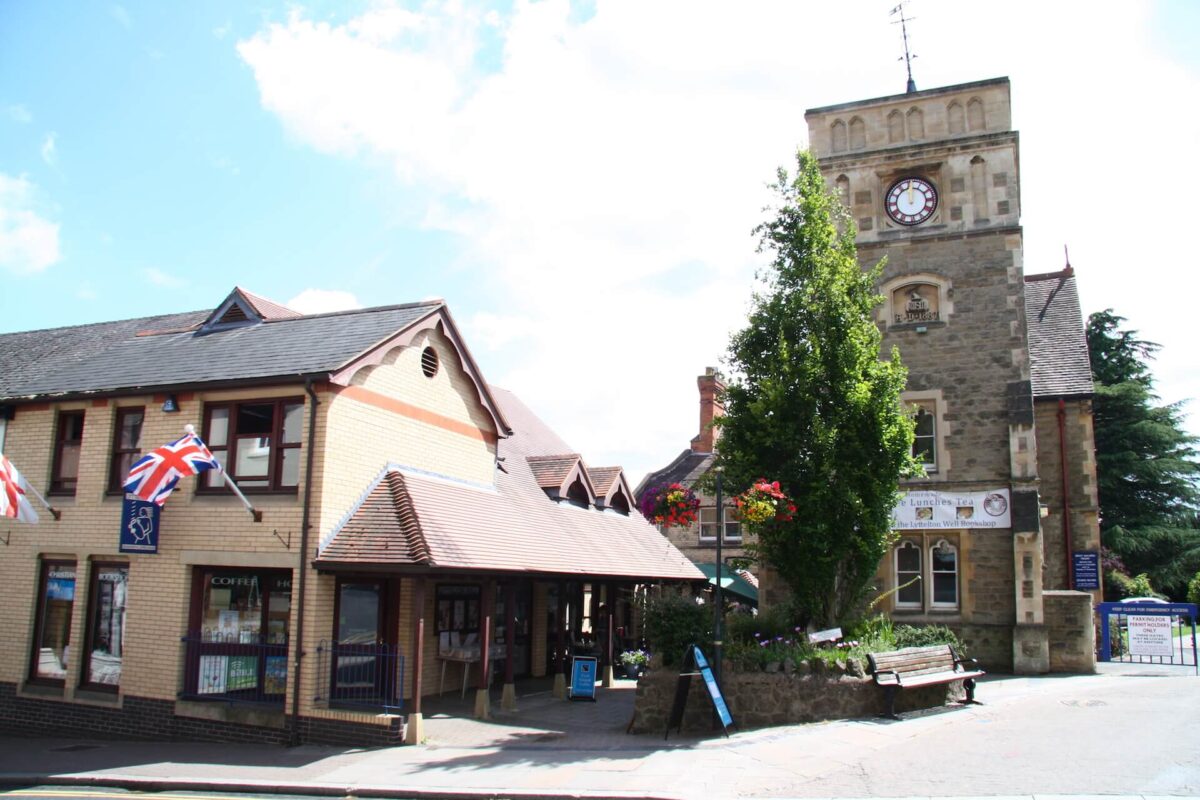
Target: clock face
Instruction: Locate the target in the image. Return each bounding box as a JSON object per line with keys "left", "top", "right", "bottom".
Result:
{"left": 886, "top": 177, "right": 938, "bottom": 226}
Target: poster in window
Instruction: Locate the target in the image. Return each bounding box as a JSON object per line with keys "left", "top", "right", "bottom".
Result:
{"left": 453, "top": 600, "right": 465, "bottom": 630}
{"left": 198, "top": 655, "right": 228, "bottom": 694}
{"left": 218, "top": 610, "right": 239, "bottom": 640}
{"left": 467, "top": 600, "right": 478, "bottom": 630}
{"left": 226, "top": 656, "right": 259, "bottom": 691}
{"left": 438, "top": 601, "right": 451, "bottom": 631}
{"left": 264, "top": 656, "right": 288, "bottom": 695}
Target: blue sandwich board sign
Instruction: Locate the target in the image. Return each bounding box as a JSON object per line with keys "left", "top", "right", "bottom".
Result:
{"left": 569, "top": 656, "right": 597, "bottom": 701}
{"left": 119, "top": 494, "right": 161, "bottom": 554}
{"left": 665, "top": 644, "right": 734, "bottom": 739}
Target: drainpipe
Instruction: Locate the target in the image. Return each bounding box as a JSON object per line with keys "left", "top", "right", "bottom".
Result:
{"left": 1058, "top": 399, "right": 1073, "bottom": 589}
{"left": 289, "top": 377, "right": 320, "bottom": 745}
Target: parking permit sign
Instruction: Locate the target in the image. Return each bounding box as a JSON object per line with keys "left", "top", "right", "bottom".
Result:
{"left": 1128, "top": 615, "right": 1174, "bottom": 657}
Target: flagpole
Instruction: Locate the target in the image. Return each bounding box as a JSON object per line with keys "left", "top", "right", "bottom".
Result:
{"left": 183, "top": 424, "right": 262, "bottom": 523}
{"left": 22, "top": 480, "right": 61, "bottom": 521}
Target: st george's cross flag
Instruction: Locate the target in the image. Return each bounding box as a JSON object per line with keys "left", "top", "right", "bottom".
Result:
{"left": 123, "top": 432, "right": 221, "bottom": 506}
{"left": 0, "top": 454, "right": 39, "bottom": 523}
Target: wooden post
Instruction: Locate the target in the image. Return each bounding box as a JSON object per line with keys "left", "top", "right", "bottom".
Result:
{"left": 553, "top": 581, "right": 567, "bottom": 699}
{"left": 501, "top": 582, "right": 517, "bottom": 710}
{"left": 475, "top": 579, "right": 494, "bottom": 719}
{"left": 405, "top": 576, "right": 426, "bottom": 745}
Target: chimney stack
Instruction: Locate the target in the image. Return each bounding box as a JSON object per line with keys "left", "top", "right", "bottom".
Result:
{"left": 690, "top": 367, "right": 726, "bottom": 454}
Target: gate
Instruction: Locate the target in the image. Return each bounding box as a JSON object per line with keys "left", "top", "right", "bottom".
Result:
{"left": 1096, "top": 601, "right": 1198, "bottom": 673}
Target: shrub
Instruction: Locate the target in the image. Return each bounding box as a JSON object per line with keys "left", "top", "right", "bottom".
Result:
{"left": 642, "top": 593, "right": 711, "bottom": 666}
{"left": 893, "top": 623, "right": 963, "bottom": 653}
{"left": 1187, "top": 571, "right": 1200, "bottom": 608}
{"left": 846, "top": 613, "right": 897, "bottom": 651}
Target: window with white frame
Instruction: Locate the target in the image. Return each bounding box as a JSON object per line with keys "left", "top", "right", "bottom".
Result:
{"left": 699, "top": 506, "right": 741, "bottom": 543}
{"left": 892, "top": 535, "right": 960, "bottom": 611}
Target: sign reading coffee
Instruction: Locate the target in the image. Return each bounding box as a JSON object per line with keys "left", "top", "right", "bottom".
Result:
{"left": 892, "top": 489, "right": 1011, "bottom": 529}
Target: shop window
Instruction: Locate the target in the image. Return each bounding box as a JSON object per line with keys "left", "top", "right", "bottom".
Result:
{"left": 894, "top": 541, "right": 922, "bottom": 609}
{"left": 329, "top": 578, "right": 399, "bottom": 706}
{"left": 436, "top": 584, "right": 481, "bottom": 635}
{"left": 183, "top": 568, "right": 291, "bottom": 702}
{"left": 201, "top": 399, "right": 303, "bottom": 492}
{"left": 699, "top": 506, "right": 741, "bottom": 543}
{"left": 82, "top": 563, "right": 128, "bottom": 690}
{"left": 29, "top": 560, "right": 76, "bottom": 684}
{"left": 50, "top": 410, "right": 84, "bottom": 495}
{"left": 108, "top": 407, "right": 144, "bottom": 494}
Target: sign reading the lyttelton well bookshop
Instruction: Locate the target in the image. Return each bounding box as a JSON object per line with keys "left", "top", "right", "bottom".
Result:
{"left": 892, "top": 489, "right": 1011, "bottom": 530}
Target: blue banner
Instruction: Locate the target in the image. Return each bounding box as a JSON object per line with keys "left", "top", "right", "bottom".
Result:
{"left": 1072, "top": 551, "right": 1100, "bottom": 590}
{"left": 120, "top": 493, "right": 161, "bottom": 554}
{"left": 570, "top": 656, "right": 597, "bottom": 701}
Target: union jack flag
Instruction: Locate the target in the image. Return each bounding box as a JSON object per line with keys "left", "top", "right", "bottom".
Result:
{"left": 1, "top": 454, "right": 39, "bottom": 523}
{"left": 123, "top": 432, "right": 222, "bottom": 506}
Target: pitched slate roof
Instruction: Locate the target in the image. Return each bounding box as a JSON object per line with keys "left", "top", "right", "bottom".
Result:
{"left": 635, "top": 449, "right": 714, "bottom": 499}
{"left": 1024, "top": 268, "right": 1094, "bottom": 399}
{"left": 1, "top": 300, "right": 439, "bottom": 399}
{"left": 317, "top": 387, "right": 703, "bottom": 581}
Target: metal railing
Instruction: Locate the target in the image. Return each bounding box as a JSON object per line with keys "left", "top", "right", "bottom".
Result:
{"left": 1096, "top": 602, "right": 1198, "bottom": 672}
{"left": 179, "top": 631, "right": 289, "bottom": 705}
{"left": 314, "top": 640, "right": 405, "bottom": 712}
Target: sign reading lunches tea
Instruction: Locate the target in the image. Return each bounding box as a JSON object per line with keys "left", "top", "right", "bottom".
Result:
{"left": 892, "top": 489, "right": 1011, "bottom": 530}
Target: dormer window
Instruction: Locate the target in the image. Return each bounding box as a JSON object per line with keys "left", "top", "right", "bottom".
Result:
{"left": 199, "top": 287, "right": 300, "bottom": 335}
{"left": 566, "top": 478, "right": 590, "bottom": 509}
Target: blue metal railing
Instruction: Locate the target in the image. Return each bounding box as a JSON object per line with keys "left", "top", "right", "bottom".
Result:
{"left": 179, "top": 631, "right": 289, "bottom": 705}
{"left": 314, "top": 640, "right": 405, "bottom": 712}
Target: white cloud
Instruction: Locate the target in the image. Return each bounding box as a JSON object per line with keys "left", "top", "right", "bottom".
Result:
{"left": 5, "top": 105, "right": 32, "bottom": 124}
{"left": 0, "top": 173, "right": 61, "bottom": 275}
{"left": 40, "top": 133, "right": 57, "bottom": 167}
{"left": 286, "top": 288, "right": 363, "bottom": 314}
{"left": 239, "top": 0, "right": 1200, "bottom": 481}
{"left": 143, "top": 267, "right": 186, "bottom": 288}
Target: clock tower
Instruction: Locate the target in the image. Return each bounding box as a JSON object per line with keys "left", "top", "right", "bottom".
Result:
{"left": 806, "top": 78, "right": 1049, "bottom": 673}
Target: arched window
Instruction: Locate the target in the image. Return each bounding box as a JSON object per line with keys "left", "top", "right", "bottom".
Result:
{"left": 835, "top": 174, "right": 850, "bottom": 207}
{"left": 888, "top": 110, "right": 905, "bottom": 143}
{"left": 947, "top": 101, "right": 964, "bottom": 135}
{"left": 970, "top": 155, "right": 988, "bottom": 221}
{"left": 906, "top": 107, "right": 924, "bottom": 140}
{"left": 912, "top": 403, "right": 937, "bottom": 471}
{"left": 895, "top": 541, "right": 923, "bottom": 608}
{"left": 566, "top": 478, "right": 590, "bottom": 509}
{"left": 831, "top": 119, "right": 847, "bottom": 153}
{"left": 849, "top": 117, "right": 866, "bottom": 150}
{"left": 967, "top": 97, "right": 985, "bottom": 131}
{"left": 930, "top": 539, "right": 959, "bottom": 607}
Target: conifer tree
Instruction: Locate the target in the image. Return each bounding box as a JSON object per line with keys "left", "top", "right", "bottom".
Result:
{"left": 1087, "top": 310, "right": 1200, "bottom": 598}
{"left": 717, "top": 150, "right": 917, "bottom": 626}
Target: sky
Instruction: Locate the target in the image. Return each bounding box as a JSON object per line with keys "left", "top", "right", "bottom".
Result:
{"left": 2, "top": 0, "right": 1199, "bottom": 487}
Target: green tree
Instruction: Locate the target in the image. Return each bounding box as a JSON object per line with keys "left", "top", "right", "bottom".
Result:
{"left": 716, "top": 150, "right": 917, "bottom": 627}
{"left": 1087, "top": 310, "right": 1200, "bottom": 598}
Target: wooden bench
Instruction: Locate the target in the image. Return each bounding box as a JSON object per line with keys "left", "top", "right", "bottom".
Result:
{"left": 867, "top": 644, "right": 984, "bottom": 720}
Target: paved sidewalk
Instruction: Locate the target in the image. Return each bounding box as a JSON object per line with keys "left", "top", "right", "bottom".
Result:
{"left": 1, "top": 668, "right": 1198, "bottom": 799}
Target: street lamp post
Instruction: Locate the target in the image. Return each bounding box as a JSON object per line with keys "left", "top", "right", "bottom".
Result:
{"left": 713, "top": 467, "right": 724, "bottom": 688}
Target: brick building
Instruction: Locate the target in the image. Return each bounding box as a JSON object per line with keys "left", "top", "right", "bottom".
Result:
{"left": 642, "top": 78, "right": 1100, "bottom": 672}
{"left": 0, "top": 287, "right": 700, "bottom": 745}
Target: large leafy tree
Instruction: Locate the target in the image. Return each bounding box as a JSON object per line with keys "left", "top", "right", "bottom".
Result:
{"left": 716, "top": 150, "right": 917, "bottom": 627}
{"left": 1087, "top": 310, "right": 1200, "bottom": 598}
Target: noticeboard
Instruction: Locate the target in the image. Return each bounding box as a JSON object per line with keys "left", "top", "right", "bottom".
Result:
{"left": 569, "top": 656, "right": 597, "bottom": 701}
{"left": 1072, "top": 551, "right": 1100, "bottom": 590}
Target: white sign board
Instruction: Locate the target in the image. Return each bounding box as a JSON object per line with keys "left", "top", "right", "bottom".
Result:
{"left": 892, "top": 489, "right": 1011, "bottom": 530}
{"left": 1127, "top": 615, "right": 1174, "bottom": 657}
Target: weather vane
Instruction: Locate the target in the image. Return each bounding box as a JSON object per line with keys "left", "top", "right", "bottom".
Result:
{"left": 891, "top": 2, "right": 918, "bottom": 93}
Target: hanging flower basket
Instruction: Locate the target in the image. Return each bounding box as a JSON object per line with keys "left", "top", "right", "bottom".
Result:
{"left": 735, "top": 479, "right": 796, "bottom": 531}
{"left": 639, "top": 482, "right": 700, "bottom": 529}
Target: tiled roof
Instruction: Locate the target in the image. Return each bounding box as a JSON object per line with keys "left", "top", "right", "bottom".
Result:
{"left": 317, "top": 388, "right": 703, "bottom": 581}
{"left": 526, "top": 455, "right": 581, "bottom": 488}
{"left": 586, "top": 467, "right": 622, "bottom": 497}
{"left": 0, "top": 300, "right": 441, "bottom": 399}
{"left": 237, "top": 287, "right": 302, "bottom": 320}
{"left": 318, "top": 471, "right": 431, "bottom": 565}
{"left": 1024, "top": 269, "right": 1094, "bottom": 398}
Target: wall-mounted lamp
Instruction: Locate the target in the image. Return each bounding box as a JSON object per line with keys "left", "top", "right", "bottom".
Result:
{"left": 1039, "top": 504, "right": 1050, "bottom": 519}
{"left": 162, "top": 394, "right": 180, "bottom": 413}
